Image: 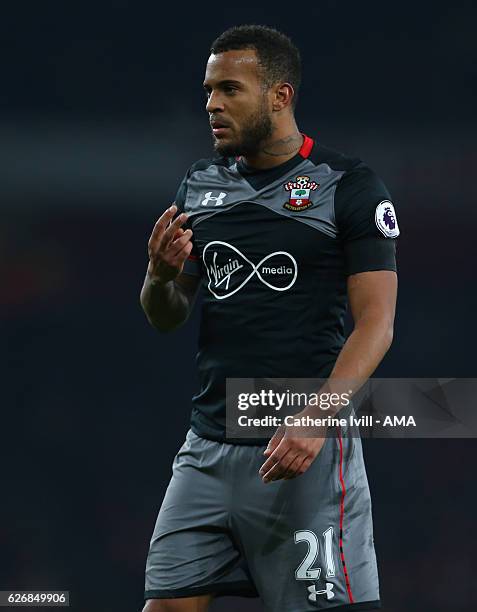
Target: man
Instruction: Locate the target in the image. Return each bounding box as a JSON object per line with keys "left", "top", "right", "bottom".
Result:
{"left": 140, "top": 25, "right": 398, "bottom": 612}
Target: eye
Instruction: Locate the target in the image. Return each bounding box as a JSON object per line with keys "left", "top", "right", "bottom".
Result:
{"left": 224, "top": 86, "right": 237, "bottom": 95}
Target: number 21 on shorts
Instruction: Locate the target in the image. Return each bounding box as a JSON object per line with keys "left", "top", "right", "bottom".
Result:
{"left": 294, "top": 527, "right": 335, "bottom": 580}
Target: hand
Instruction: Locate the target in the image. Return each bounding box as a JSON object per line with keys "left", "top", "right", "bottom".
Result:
{"left": 258, "top": 420, "right": 327, "bottom": 484}
{"left": 147, "top": 205, "right": 193, "bottom": 285}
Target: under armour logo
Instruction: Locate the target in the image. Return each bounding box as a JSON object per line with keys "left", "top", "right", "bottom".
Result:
{"left": 201, "top": 191, "right": 227, "bottom": 206}
{"left": 308, "top": 583, "right": 335, "bottom": 601}
{"left": 203, "top": 241, "right": 298, "bottom": 300}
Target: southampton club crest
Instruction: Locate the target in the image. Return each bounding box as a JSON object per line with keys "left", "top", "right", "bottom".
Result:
{"left": 283, "top": 175, "right": 319, "bottom": 211}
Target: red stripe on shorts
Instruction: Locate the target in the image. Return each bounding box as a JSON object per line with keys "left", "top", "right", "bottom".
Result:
{"left": 338, "top": 426, "right": 355, "bottom": 604}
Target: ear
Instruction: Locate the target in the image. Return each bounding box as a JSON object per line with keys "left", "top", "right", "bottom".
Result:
{"left": 271, "top": 82, "right": 295, "bottom": 112}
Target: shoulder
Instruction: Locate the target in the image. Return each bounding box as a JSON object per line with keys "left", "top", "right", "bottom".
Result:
{"left": 174, "top": 156, "right": 233, "bottom": 209}
{"left": 306, "top": 145, "right": 399, "bottom": 269}
{"left": 309, "top": 144, "right": 392, "bottom": 217}
{"left": 184, "top": 156, "right": 233, "bottom": 179}
{"left": 309, "top": 143, "right": 385, "bottom": 191}
{"left": 308, "top": 143, "right": 361, "bottom": 173}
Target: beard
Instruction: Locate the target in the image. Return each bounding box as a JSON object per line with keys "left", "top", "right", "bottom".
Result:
{"left": 212, "top": 99, "right": 274, "bottom": 158}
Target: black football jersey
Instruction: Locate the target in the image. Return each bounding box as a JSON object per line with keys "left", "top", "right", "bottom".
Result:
{"left": 174, "top": 135, "right": 399, "bottom": 442}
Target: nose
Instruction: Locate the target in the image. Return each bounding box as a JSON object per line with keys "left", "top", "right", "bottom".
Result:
{"left": 205, "top": 90, "right": 224, "bottom": 114}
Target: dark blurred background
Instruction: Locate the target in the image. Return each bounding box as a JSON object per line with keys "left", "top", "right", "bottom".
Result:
{"left": 1, "top": 1, "right": 476, "bottom": 611}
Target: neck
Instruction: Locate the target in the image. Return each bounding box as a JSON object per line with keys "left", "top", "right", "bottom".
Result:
{"left": 241, "top": 117, "right": 303, "bottom": 170}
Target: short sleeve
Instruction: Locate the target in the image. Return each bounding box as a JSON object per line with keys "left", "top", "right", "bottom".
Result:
{"left": 173, "top": 169, "right": 201, "bottom": 277}
{"left": 334, "top": 164, "right": 399, "bottom": 276}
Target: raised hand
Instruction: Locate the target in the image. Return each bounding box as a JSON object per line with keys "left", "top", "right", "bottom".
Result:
{"left": 147, "top": 205, "right": 193, "bottom": 285}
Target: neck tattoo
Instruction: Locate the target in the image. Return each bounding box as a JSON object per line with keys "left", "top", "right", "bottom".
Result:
{"left": 261, "top": 134, "right": 303, "bottom": 157}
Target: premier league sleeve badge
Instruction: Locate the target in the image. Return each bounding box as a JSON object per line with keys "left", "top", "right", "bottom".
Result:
{"left": 375, "top": 200, "right": 400, "bottom": 237}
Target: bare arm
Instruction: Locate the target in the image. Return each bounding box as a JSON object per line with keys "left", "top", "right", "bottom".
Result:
{"left": 140, "top": 204, "right": 201, "bottom": 332}
{"left": 259, "top": 270, "right": 398, "bottom": 482}
{"left": 328, "top": 269, "right": 397, "bottom": 386}
{"left": 140, "top": 272, "right": 201, "bottom": 332}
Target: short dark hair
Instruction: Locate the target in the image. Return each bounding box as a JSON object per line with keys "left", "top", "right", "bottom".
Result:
{"left": 210, "top": 25, "right": 301, "bottom": 109}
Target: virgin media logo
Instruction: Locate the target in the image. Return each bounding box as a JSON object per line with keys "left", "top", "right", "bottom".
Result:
{"left": 203, "top": 241, "right": 298, "bottom": 300}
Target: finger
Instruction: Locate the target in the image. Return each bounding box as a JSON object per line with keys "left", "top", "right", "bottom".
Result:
{"left": 160, "top": 213, "right": 188, "bottom": 250}
{"left": 169, "top": 244, "right": 194, "bottom": 273}
{"left": 170, "top": 229, "right": 193, "bottom": 257}
{"left": 285, "top": 455, "right": 314, "bottom": 480}
{"left": 282, "top": 455, "right": 309, "bottom": 480}
{"left": 148, "top": 205, "right": 177, "bottom": 249}
{"left": 259, "top": 440, "right": 290, "bottom": 478}
{"left": 172, "top": 241, "right": 193, "bottom": 267}
{"left": 263, "top": 425, "right": 285, "bottom": 456}
{"left": 264, "top": 452, "right": 300, "bottom": 483}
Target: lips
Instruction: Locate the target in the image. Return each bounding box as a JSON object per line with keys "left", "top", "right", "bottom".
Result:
{"left": 210, "top": 118, "right": 231, "bottom": 136}
{"left": 212, "top": 127, "right": 229, "bottom": 136}
{"left": 210, "top": 119, "right": 230, "bottom": 129}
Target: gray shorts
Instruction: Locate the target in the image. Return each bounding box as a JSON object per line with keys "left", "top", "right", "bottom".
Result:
{"left": 144, "top": 429, "right": 380, "bottom": 611}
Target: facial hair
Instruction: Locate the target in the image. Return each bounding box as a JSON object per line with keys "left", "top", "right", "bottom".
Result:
{"left": 213, "top": 97, "right": 274, "bottom": 157}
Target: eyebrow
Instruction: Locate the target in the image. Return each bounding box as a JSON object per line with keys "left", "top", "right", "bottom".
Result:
{"left": 203, "top": 79, "right": 243, "bottom": 90}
